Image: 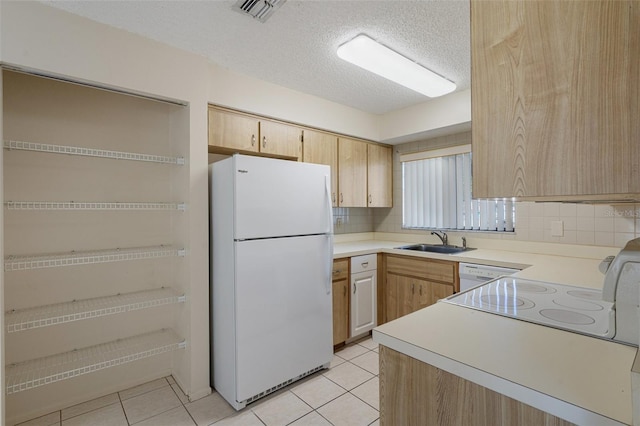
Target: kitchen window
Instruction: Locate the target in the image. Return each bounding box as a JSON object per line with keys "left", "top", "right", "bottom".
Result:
{"left": 401, "top": 145, "right": 515, "bottom": 231}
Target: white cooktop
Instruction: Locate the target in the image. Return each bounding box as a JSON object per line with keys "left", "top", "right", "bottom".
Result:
{"left": 444, "top": 277, "right": 614, "bottom": 338}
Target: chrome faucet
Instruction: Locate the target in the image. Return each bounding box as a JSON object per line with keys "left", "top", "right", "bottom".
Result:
{"left": 431, "top": 231, "right": 448, "bottom": 246}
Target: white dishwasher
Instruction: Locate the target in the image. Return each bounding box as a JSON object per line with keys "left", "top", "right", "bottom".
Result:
{"left": 350, "top": 254, "right": 377, "bottom": 339}
{"left": 458, "top": 262, "right": 521, "bottom": 292}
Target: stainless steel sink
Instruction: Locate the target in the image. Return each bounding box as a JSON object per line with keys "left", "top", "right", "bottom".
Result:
{"left": 395, "top": 244, "right": 475, "bottom": 254}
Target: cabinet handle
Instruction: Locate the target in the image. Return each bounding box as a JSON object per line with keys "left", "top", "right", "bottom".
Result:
{"left": 419, "top": 285, "right": 423, "bottom": 296}
{"left": 332, "top": 192, "right": 336, "bottom": 204}
{"left": 361, "top": 262, "right": 368, "bottom": 268}
{"left": 340, "top": 193, "right": 343, "bottom": 203}
{"left": 251, "top": 135, "right": 255, "bottom": 146}
{"left": 411, "top": 283, "right": 415, "bottom": 294}
{"left": 333, "top": 269, "right": 341, "bottom": 275}
{"left": 368, "top": 194, "right": 372, "bottom": 204}
{"left": 353, "top": 283, "right": 357, "bottom": 294}
{"left": 262, "top": 136, "right": 267, "bottom": 148}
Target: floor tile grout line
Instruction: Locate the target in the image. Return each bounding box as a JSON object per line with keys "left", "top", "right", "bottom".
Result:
{"left": 170, "top": 387, "right": 199, "bottom": 426}
{"left": 119, "top": 390, "right": 132, "bottom": 426}
{"left": 281, "top": 390, "right": 316, "bottom": 426}
{"left": 348, "top": 388, "right": 380, "bottom": 413}
{"left": 119, "top": 377, "right": 171, "bottom": 402}
{"left": 128, "top": 402, "right": 185, "bottom": 426}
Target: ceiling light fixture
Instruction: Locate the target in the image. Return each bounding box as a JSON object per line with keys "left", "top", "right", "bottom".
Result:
{"left": 337, "top": 34, "right": 456, "bottom": 98}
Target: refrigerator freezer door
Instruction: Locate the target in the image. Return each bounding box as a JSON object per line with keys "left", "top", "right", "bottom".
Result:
{"left": 233, "top": 155, "right": 332, "bottom": 240}
{"left": 234, "top": 234, "right": 333, "bottom": 402}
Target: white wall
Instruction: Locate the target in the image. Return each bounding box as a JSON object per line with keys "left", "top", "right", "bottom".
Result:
{"left": 208, "top": 62, "right": 472, "bottom": 144}
{"left": 379, "top": 89, "right": 471, "bottom": 144}
{"left": 208, "top": 63, "right": 382, "bottom": 141}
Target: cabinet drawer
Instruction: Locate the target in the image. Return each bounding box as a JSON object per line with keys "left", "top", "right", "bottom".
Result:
{"left": 332, "top": 259, "right": 349, "bottom": 281}
{"left": 351, "top": 254, "right": 377, "bottom": 274}
{"left": 386, "top": 255, "right": 455, "bottom": 284}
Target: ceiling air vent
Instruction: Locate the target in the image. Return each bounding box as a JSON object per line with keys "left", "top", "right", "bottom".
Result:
{"left": 233, "top": 0, "right": 286, "bottom": 23}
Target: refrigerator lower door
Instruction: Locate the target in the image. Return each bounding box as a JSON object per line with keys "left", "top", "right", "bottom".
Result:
{"left": 234, "top": 234, "right": 333, "bottom": 403}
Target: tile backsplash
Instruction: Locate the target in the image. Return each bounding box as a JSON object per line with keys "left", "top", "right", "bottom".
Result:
{"left": 333, "top": 208, "right": 374, "bottom": 234}
{"left": 335, "top": 130, "right": 640, "bottom": 248}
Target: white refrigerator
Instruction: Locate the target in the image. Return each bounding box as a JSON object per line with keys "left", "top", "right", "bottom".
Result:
{"left": 210, "top": 154, "right": 334, "bottom": 410}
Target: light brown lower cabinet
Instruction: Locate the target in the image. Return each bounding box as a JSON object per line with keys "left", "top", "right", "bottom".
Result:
{"left": 332, "top": 259, "right": 349, "bottom": 346}
{"left": 384, "top": 255, "right": 457, "bottom": 323}
{"left": 379, "top": 346, "right": 574, "bottom": 426}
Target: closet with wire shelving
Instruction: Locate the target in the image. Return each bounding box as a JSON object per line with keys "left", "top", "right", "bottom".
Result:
{"left": 3, "top": 69, "right": 189, "bottom": 421}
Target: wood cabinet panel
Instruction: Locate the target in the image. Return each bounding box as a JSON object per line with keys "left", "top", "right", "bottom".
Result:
{"left": 303, "top": 129, "right": 338, "bottom": 206}
{"left": 338, "top": 137, "right": 368, "bottom": 207}
{"left": 386, "top": 255, "right": 455, "bottom": 283}
{"left": 208, "top": 108, "right": 259, "bottom": 152}
{"left": 380, "top": 346, "right": 573, "bottom": 426}
{"left": 259, "top": 120, "right": 302, "bottom": 160}
{"left": 367, "top": 144, "right": 393, "bottom": 207}
{"left": 209, "top": 106, "right": 393, "bottom": 206}
{"left": 332, "top": 259, "right": 349, "bottom": 346}
{"left": 386, "top": 275, "right": 454, "bottom": 321}
{"left": 471, "top": 0, "right": 640, "bottom": 200}
{"left": 332, "top": 258, "right": 349, "bottom": 281}
{"left": 416, "top": 281, "right": 453, "bottom": 311}
{"left": 332, "top": 279, "right": 349, "bottom": 346}
{"left": 384, "top": 255, "right": 456, "bottom": 323}
{"left": 398, "top": 277, "right": 419, "bottom": 318}
{"left": 385, "top": 274, "right": 400, "bottom": 323}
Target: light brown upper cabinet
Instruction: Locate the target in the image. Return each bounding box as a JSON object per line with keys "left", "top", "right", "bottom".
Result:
{"left": 471, "top": 0, "right": 639, "bottom": 201}
{"left": 208, "top": 107, "right": 259, "bottom": 152}
{"left": 367, "top": 144, "right": 393, "bottom": 207}
{"left": 302, "top": 129, "right": 339, "bottom": 206}
{"left": 259, "top": 120, "right": 303, "bottom": 160}
{"left": 338, "top": 137, "right": 368, "bottom": 207}
{"left": 208, "top": 106, "right": 302, "bottom": 160}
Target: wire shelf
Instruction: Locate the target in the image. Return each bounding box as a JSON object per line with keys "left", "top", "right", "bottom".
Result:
{"left": 3, "top": 140, "right": 185, "bottom": 165}
{"left": 4, "top": 245, "right": 186, "bottom": 272}
{"left": 5, "top": 329, "right": 186, "bottom": 394}
{"left": 6, "top": 288, "right": 186, "bottom": 333}
{"left": 4, "top": 201, "right": 186, "bottom": 211}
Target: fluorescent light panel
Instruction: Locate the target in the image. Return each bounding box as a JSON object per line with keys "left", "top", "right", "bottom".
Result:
{"left": 337, "top": 34, "right": 456, "bottom": 98}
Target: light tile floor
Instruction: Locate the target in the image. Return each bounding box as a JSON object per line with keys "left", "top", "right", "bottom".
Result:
{"left": 17, "top": 337, "right": 380, "bottom": 426}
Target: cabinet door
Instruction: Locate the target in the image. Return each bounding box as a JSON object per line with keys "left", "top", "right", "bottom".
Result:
{"left": 367, "top": 144, "right": 392, "bottom": 207}
{"left": 303, "top": 129, "right": 338, "bottom": 206}
{"left": 338, "top": 137, "right": 368, "bottom": 207}
{"left": 398, "top": 276, "right": 420, "bottom": 318}
{"left": 416, "top": 281, "right": 454, "bottom": 311}
{"left": 385, "top": 273, "right": 400, "bottom": 322}
{"left": 350, "top": 271, "right": 377, "bottom": 338}
{"left": 208, "top": 107, "right": 259, "bottom": 152}
{"left": 471, "top": 0, "right": 640, "bottom": 200}
{"left": 332, "top": 279, "right": 349, "bottom": 346}
{"left": 259, "top": 120, "right": 303, "bottom": 160}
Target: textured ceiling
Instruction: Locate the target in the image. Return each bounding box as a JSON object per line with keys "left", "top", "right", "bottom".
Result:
{"left": 42, "top": 0, "right": 470, "bottom": 115}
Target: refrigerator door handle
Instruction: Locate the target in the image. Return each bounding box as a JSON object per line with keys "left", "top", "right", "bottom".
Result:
{"left": 325, "top": 175, "right": 333, "bottom": 295}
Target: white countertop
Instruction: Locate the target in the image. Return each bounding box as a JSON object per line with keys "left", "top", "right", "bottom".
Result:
{"left": 334, "top": 235, "right": 616, "bottom": 288}
{"left": 334, "top": 234, "right": 636, "bottom": 424}
{"left": 374, "top": 303, "right": 636, "bottom": 425}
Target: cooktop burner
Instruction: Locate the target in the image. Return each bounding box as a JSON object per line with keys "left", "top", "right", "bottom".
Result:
{"left": 444, "top": 277, "right": 614, "bottom": 338}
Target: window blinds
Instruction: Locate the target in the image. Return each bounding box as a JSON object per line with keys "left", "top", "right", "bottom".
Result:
{"left": 402, "top": 151, "right": 514, "bottom": 231}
